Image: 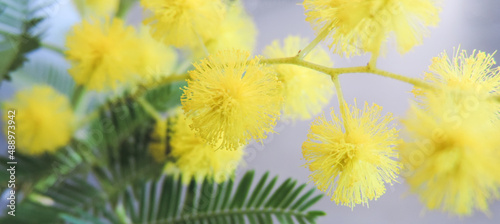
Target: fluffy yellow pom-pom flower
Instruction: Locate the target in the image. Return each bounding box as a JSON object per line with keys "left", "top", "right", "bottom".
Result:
{"left": 2, "top": 86, "right": 75, "bottom": 155}
{"left": 181, "top": 49, "right": 283, "bottom": 150}
{"left": 401, "top": 93, "right": 500, "bottom": 215}
{"left": 141, "top": 0, "right": 226, "bottom": 48}
{"left": 263, "top": 36, "right": 334, "bottom": 120}
{"left": 302, "top": 101, "right": 400, "bottom": 208}
{"left": 401, "top": 49, "right": 500, "bottom": 216}
{"left": 166, "top": 110, "right": 244, "bottom": 184}
{"left": 303, "top": 0, "right": 440, "bottom": 56}
{"left": 417, "top": 48, "right": 500, "bottom": 99}
{"left": 192, "top": 2, "right": 257, "bottom": 58}
{"left": 65, "top": 18, "right": 141, "bottom": 91}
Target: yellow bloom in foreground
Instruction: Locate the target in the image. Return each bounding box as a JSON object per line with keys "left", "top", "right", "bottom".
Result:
{"left": 141, "top": 0, "right": 225, "bottom": 48}
{"left": 148, "top": 119, "right": 168, "bottom": 163}
{"left": 264, "top": 36, "right": 334, "bottom": 120}
{"left": 303, "top": 102, "right": 400, "bottom": 208}
{"left": 65, "top": 18, "right": 140, "bottom": 91}
{"left": 167, "top": 111, "right": 244, "bottom": 184}
{"left": 2, "top": 86, "right": 75, "bottom": 155}
{"left": 401, "top": 93, "right": 500, "bottom": 215}
{"left": 303, "top": 0, "right": 440, "bottom": 56}
{"left": 181, "top": 49, "right": 283, "bottom": 150}
{"left": 401, "top": 49, "right": 500, "bottom": 215}
{"left": 192, "top": 2, "right": 257, "bottom": 58}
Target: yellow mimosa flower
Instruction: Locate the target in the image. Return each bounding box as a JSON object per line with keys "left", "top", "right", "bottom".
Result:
{"left": 141, "top": 0, "right": 226, "bottom": 48}
{"left": 2, "top": 86, "right": 75, "bottom": 155}
{"left": 264, "top": 36, "right": 334, "bottom": 120}
{"left": 303, "top": 0, "right": 440, "bottom": 56}
{"left": 303, "top": 101, "right": 400, "bottom": 208}
{"left": 65, "top": 18, "right": 141, "bottom": 91}
{"left": 181, "top": 49, "right": 283, "bottom": 150}
{"left": 401, "top": 49, "right": 500, "bottom": 216}
{"left": 167, "top": 110, "right": 244, "bottom": 184}
{"left": 192, "top": 2, "right": 257, "bottom": 58}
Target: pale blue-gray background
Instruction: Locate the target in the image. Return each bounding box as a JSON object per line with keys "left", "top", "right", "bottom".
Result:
{"left": 1, "top": 0, "right": 499, "bottom": 223}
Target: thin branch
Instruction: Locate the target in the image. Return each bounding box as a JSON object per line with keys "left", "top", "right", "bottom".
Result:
{"left": 137, "top": 97, "right": 162, "bottom": 121}
{"left": 296, "top": 22, "right": 333, "bottom": 59}
{"left": 71, "top": 85, "right": 86, "bottom": 110}
{"left": 133, "top": 73, "right": 189, "bottom": 98}
{"left": 261, "top": 57, "right": 335, "bottom": 76}
{"left": 332, "top": 76, "right": 349, "bottom": 135}
{"left": 369, "top": 68, "right": 433, "bottom": 89}
{"left": 261, "top": 57, "right": 432, "bottom": 89}
{"left": 41, "top": 42, "right": 65, "bottom": 56}
{"left": 368, "top": 51, "right": 379, "bottom": 69}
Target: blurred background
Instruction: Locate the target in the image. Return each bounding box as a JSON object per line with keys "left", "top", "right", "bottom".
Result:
{"left": 1, "top": 0, "right": 499, "bottom": 223}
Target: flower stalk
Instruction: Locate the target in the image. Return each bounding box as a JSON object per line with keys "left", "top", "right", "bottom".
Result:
{"left": 296, "top": 22, "right": 333, "bottom": 59}
{"left": 71, "top": 85, "right": 86, "bottom": 110}
{"left": 137, "top": 97, "right": 162, "bottom": 121}
{"left": 332, "top": 76, "right": 349, "bottom": 135}
{"left": 261, "top": 57, "right": 433, "bottom": 89}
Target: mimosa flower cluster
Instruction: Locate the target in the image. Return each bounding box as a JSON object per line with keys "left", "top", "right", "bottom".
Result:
{"left": 2, "top": 86, "right": 75, "bottom": 155}
{"left": 401, "top": 49, "right": 500, "bottom": 215}
{"left": 3, "top": 0, "right": 500, "bottom": 218}
{"left": 302, "top": 102, "right": 400, "bottom": 207}
{"left": 65, "top": 18, "right": 176, "bottom": 91}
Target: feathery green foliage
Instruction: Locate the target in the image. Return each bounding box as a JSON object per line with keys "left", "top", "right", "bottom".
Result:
{"left": 1, "top": 171, "right": 325, "bottom": 224}
{"left": 0, "top": 0, "right": 59, "bottom": 81}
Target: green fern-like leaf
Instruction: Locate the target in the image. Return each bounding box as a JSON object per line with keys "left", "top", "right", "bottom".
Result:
{"left": 10, "top": 171, "right": 326, "bottom": 224}
{"left": 0, "top": 0, "right": 59, "bottom": 81}
{"left": 0, "top": 141, "right": 91, "bottom": 195}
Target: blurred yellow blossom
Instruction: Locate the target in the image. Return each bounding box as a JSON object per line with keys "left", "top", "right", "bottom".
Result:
{"left": 65, "top": 18, "right": 141, "bottom": 91}
{"left": 137, "top": 26, "right": 178, "bottom": 81}
{"left": 401, "top": 49, "right": 500, "bottom": 215}
{"left": 264, "top": 36, "right": 334, "bottom": 120}
{"left": 192, "top": 2, "right": 257, "bottom": 58}
{"left": 2, "top": 86, "right": 75, "bottom": 155}
{"left": 141, "top": 0, "right": 226, "bottom": 48}
{"left": 401, "top": 92, "right": 500, "bottom": 215}
{"left": 303, "top": 0, "right": 440, "bottom": 56}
